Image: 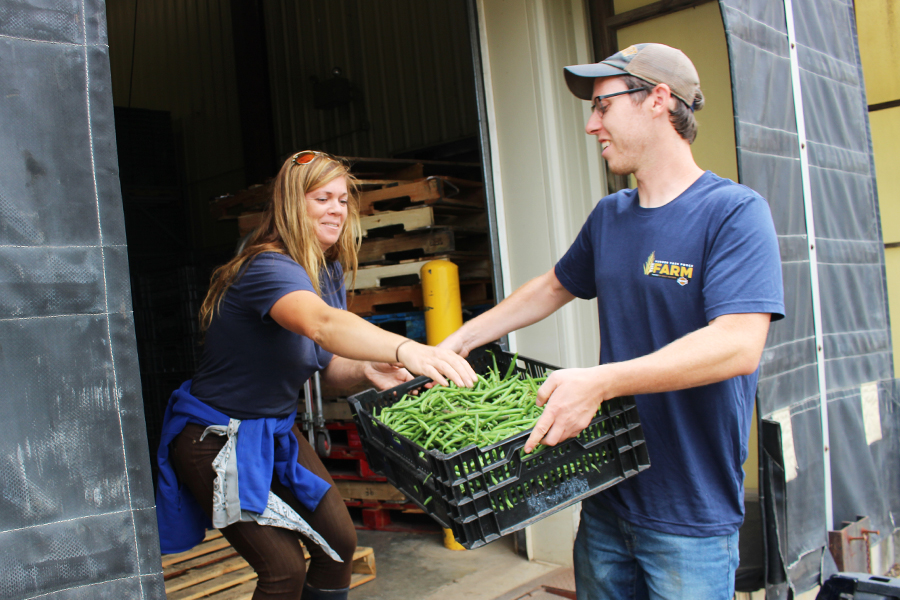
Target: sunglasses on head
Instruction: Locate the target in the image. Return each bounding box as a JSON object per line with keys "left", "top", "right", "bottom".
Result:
{"left": 291, "top": 150, "right": 327, "bottom": 166}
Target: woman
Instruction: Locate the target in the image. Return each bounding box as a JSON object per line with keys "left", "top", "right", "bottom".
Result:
{"left": 155, "top": 150, "right": 476, "bottom": 600}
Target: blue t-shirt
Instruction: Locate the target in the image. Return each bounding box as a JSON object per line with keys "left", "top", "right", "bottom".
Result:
{"left": 555, "top": 171, "right": 784, "bottom": 537}
{"left": 191, "top": 252, "right": 346, "bottom": 419}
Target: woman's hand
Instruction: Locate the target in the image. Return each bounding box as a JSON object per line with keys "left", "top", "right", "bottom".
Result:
{"left": 396, "top": 341, "right": 477, "bottom": 388}
{"left": 363, "top": 361, "right": 414, "bottom": 391}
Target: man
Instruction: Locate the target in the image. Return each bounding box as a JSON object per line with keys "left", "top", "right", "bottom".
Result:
{"left": 439, "top": 44, "right": 784, "bottom": 599}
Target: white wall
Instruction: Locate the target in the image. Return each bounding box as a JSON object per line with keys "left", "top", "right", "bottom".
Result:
{"left": 476, "top": 0, "right": 603, "bottom": 564}
{"left": 477, "top": 0, "right": 601, "bottom": 370}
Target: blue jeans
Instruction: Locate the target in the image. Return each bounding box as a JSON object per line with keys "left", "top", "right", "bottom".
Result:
{"left": 574, "top": 503, "right": 740, "bottom": 600}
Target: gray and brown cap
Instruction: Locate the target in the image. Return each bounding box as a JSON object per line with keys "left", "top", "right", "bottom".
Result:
{"left": 564, "top": 43, "right": 704, "bottom": 111}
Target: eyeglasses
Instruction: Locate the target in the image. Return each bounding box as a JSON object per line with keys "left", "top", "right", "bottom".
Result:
{"left": 590, "top": 87, "right": 650, "bottom": 116}
{"left": 291, "top": 150, "right": 326, "bottom": 166}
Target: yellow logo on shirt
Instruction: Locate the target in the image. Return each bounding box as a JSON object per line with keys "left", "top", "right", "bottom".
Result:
{"left": 643, "top": 252, "right": 693, "bottom": 286}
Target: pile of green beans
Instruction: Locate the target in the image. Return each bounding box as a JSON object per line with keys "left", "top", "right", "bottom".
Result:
{"left": 371, "top": 354, "right": 548, "bottom": 455}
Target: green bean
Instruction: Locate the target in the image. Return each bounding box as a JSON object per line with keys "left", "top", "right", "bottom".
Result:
{"left": 369, "top": 360, "right": 563, "bottom": 456}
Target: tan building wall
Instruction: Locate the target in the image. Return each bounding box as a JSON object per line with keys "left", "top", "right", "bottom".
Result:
{"left": 856, "top": 0, "right": 900, "bottom": 371}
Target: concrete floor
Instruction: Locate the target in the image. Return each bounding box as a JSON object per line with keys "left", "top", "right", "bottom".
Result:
{"left": 348, "top": 529, "right": 565, "bottom": 600}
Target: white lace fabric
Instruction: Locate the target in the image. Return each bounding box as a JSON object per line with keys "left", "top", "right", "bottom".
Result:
{"left": 201, "top": 420, "right": 342, "bottom": 563}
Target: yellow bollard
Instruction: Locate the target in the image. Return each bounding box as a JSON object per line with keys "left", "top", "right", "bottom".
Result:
{"left": 420, "top": 260, "right": 463, "bottom": 346}
{"left": 442, "top": 527, "right": 466, "bottom": 551}
{"left": 421, "top": 260, "right": 466, "bottom": 550}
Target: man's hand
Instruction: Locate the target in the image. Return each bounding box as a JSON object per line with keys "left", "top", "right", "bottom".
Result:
{"left": 521, "top": 312, "right": 772, "bottom": 452}
{"left": 524, "top": 367, "right": 607, "bottom": 453}
{"left": 363, "top": 361, "right": 415, "bottom": 391}
{"left": 436, "top": 331, "right": 469, "bottom": 358}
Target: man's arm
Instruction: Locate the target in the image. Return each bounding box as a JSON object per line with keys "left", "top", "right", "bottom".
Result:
{"left": 524, "top": 311, "right": 771, "bottom": 451}
{"left": 439, "top": 268, "right": 577, "bottom": 356}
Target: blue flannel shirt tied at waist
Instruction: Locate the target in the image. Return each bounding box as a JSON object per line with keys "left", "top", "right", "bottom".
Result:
{"left": 155, "top": 380, "right": 337, "bottom": 559}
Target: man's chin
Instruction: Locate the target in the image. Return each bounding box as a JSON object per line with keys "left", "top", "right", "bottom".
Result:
{"left": 607, "top": 164, "right": 634, "bottom": 177}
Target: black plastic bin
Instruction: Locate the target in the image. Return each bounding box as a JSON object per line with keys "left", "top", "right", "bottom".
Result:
{"left": 816, "top": 572, "right": 900, "bottom": 599}
{"left": 348, "top": 344, "right": 650, "bottom": 549}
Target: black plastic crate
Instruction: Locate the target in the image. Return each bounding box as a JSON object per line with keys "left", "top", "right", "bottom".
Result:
{"left": 348, "top": 344, "right": 649, "bottom": 549}
{"left": 817, "top": 573, "right": 900, "bottom": 599}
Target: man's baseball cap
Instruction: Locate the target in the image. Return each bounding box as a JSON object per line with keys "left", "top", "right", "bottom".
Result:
{"left": 564, "top": 43, "right": 703, "bottom": 110}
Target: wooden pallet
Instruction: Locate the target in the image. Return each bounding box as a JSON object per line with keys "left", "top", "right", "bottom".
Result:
{"left": 347, "top": 280, "right": 492, "bottom": 317}
{"left": 335, "top": 480, "right": 407, "bottom": 503}
{"left": 348, "top": 285, "right": 425, "bottom": 316}
{"left": 358, "top": 176, "right": 484, "bottom": 215}
{"left": 349, "top": 256, "right": 492, "bottom": 290}
{"left": 163, "top": 530, "right": 376, "bottom": 599}
{"left": 361, "top": 205, "right": 487, "bottom": 237}
{"left": 358, "top": 229, "right": 456, "bottom": 264}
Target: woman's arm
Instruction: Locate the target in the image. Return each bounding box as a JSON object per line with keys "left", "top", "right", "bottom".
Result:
{"left": 320, "top": 356, "right": 414, "bottom": 391}
{"left": 269, "top": 290, "right": 476, "bottom": 388}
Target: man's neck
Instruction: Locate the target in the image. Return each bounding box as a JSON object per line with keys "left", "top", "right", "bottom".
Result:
{"left": 633, "top": 145, "right": 705, "bottom": 209}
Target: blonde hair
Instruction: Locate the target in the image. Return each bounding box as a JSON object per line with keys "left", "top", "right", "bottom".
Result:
{"left": 199, "top": 151, "right": 361, "bottom": 331}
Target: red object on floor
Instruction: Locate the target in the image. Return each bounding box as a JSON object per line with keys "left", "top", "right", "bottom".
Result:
{"left": 325, "top": 421, "right": 363, "bottom": 449}
{"left": 362, "top": 508, "right": 391, "bottom": 530}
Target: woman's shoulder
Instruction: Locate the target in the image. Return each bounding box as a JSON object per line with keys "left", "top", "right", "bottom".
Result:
{"left": 238, "top": 252, "right": 312, "bottom": 287}
{"left": 247, "top": 251, "right": 302, "bottom": 272}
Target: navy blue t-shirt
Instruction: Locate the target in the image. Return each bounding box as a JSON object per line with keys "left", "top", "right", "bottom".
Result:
{"left": 555, "top": 171, "right": 784, "bottom": 536}
{"left": 191, "top": 252, "right": 346, "bottom": 419}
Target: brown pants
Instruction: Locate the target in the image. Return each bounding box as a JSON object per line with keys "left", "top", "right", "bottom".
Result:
{"left": 170, "top": 423, "right": 357, "bottom": 599}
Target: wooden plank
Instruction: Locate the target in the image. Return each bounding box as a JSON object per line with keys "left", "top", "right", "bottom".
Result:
{"left": 167, "top": 566, "right": 257, "bottom": 600}
{"left": 352, "top": 547, "right": 377, "bottom": 575}
{"left": 460, "top": 279, "right": 493, "bottom": 305}
{"left": 360, "top": 206, "right": 434, "bottom": 237}
{"left": 359, "top": 178, "right": 442, "bottom": 214}
{"left": 161, "top": 535, "right": 231, "bottom": 568}
{"left": 350, "top": 260, "right": 430, "bottom": 290}
{"left": 206, "top": 580, "right": 256, "bottom": 600}
{"left": 358, "top": 177, "right": 483, "bottom": 214}
{"left": 348, "top": 279, "right": 491, "bottom": 316}
{"left": 166, "top": 555, "right": 251, "bottom": 594}
{"left": 335, "top": 480, "right": 407, "bottom": 503}
{"left": 210, "top": 181, "right": 272, "bottom": 219}
{"left": 347, "top": 285, "right": 423, "bottom": 316}
{"left": 174, "top": 571, "right": 374, "bottom": 599}
{"left": 358, "top": 229, "right": 455, "bottom": 264}
{"left": 349, "top": 257, "right": 493, "bottom": 290}
{"left": 357, "top": 178, "right": 418, "bottom": 188}
{"left": 351, "top": 573, "right": 377, "bottom": 588}
{"left": 163, "top": 547, "right": 239, "bottom": 579}
{"left": 163, "top": 534, "right": 377, "bottom": 598}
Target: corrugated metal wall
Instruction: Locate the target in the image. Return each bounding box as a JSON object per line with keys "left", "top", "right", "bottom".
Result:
{"left": 106, "top": 0, "right": 244, "bottom": 249}
{"left": 105, "top": 0, "right": 480, "bottom": 245}
{"left": 262, "top": 0, "right": 479, "bottom": 160}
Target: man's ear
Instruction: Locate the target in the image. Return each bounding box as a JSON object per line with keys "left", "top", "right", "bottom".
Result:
{"left": 648, "top": 83, "right": 673, "bottom": 114}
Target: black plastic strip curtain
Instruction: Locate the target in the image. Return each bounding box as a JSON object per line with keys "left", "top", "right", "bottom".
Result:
{"left": 0, "top": 1, "right": 164, "bottom": 598}
{"left": 719, "top": 0, "right": 898, "bottom": 596}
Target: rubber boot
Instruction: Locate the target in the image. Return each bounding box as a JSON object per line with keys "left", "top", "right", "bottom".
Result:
{"left": 300, "top": 583, "right": 349, "bottom": 600}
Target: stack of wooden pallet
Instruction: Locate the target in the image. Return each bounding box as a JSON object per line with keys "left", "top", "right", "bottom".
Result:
{"left": 163, "top": 530, "right": 376, "bottom": 599}
{"left": 209, "top": 157, "right": 495, "bottom": 323}
{"left": 349, "top": 173, "right": 493, "bottom": 319}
